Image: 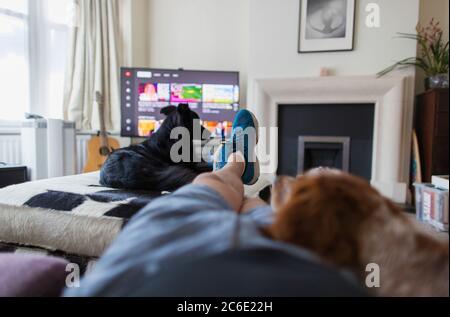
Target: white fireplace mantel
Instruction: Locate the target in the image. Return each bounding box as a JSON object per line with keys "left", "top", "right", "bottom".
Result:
{"left": 248, "top": 75, "right": 415, "bottom": 203}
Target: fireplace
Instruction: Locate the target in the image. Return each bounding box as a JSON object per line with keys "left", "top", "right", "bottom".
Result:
{"left": 248, "top": 75, "right": 415, "bottom": 203}
{"left": 297, "top": 136, "right": 351, "bottom": 174}
{"left": 278, "top": 103, "right": 374, "bottom": 180}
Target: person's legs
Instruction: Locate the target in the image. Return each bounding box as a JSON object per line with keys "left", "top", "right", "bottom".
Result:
{"left": 193, "top": 152, "right": 246, "bottom": 211}
{"left": 240, "top": 197, "right": 268, "bottom": 213}
{"left": 214, "top": 109, "right": 260, "bottom": 186}
{"left": 195, "top": 109, "right": 261, "bottom": 211}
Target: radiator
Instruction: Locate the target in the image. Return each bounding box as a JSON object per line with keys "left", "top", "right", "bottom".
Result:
{"left": 76, "top": 134, "right": 91, "bottom": 174}
{"left": 21, "top": 119, "right": 77, "bottom": 180}
{"left": 0, "top": 133, "right": 87, "bottom": 171}
{"left": 0, "top": 128, "right": 130, "bottom": 177}
{"left": 0, "top": 134, "right": 22, "bottom": 165}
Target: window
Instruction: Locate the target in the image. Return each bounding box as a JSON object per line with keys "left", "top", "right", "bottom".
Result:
{"left": 0, "top": 0, "right": 29, "bottom": 120}
{"left": 0, "top": 0, "right": 71, "bottom": 121}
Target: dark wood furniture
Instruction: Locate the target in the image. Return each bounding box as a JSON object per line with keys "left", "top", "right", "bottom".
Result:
{"left": 0, "top": 164, "right": 28, "bottom": 188}
{"left": 415, "top": 88, "right": 449, "bottom": 183}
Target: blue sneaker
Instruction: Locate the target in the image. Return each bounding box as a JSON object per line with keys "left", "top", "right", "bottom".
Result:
{"left": 213, "top": 109, "right": 260, "bottom": 185}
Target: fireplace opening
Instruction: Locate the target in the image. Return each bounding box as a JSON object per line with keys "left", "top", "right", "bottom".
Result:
{"left": 278, "top": 103, "right": 374, "bottom": 180}
{"left": 298, "top": 136, "right": 350, "bottom": 173}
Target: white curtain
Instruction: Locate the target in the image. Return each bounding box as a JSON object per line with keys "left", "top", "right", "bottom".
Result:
{"left": 63, "top": 0, "right": 121, "bottom": 131}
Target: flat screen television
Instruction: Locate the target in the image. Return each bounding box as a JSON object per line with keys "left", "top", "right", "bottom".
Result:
{"left": 120, "top": 67, "right": 240, "bottom": 138}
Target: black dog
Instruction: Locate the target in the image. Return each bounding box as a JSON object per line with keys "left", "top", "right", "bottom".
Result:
{"left": 100, "top": 104, "right": 212, "bottom": 192}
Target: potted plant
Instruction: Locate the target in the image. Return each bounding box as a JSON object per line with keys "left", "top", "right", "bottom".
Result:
{"left": 378, "top": 19, "right": 449, "bottom": 90}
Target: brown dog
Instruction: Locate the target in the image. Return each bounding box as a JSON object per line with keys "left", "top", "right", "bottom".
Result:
{"left": 269, "top": 170, "right": 449, "bottom": 297}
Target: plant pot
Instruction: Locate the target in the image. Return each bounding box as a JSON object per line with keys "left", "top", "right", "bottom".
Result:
{"left": 425, "top": 74, "right": 449, "bottom": 90}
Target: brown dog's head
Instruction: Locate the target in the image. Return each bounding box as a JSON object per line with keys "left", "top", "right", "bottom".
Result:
{"left": 269, "top": 169, "right": 450, "bottom": 296}
{"left": 269, "top": 170, "right": 402, "bottom": 272}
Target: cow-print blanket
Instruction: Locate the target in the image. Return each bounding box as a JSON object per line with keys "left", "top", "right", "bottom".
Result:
{"left": 0, "top": 172, "right": 165, "bottom": 260}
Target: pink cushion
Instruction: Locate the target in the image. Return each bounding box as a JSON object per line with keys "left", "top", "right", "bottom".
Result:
{"left": 0, "top": 254, "right": 69, "bottom": 297}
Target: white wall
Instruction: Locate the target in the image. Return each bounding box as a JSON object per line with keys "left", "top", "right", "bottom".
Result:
{"left": 147, "top": 0, "right": 250, "bottom": 103}
{"left": 126, "top": 0, "right": 423, "bottom": 105}
{"left": 247, "top": 0, "right": 420, "bottom": 105}
{"left": 248, "top": 0, "right": 420, "bottom": 77}
{"left": 119, "top": 0, "right": 151, "bottom": 67}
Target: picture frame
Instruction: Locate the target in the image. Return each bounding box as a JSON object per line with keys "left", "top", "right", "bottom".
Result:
{"left": 298, "top": 0, "right": 356, "bottom": 53}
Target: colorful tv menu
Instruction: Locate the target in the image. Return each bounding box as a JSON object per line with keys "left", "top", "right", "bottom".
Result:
{"left": 121, "top": 68, "right": 239, "bottom": 138}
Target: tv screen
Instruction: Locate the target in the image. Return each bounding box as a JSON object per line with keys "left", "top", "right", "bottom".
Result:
{"left": 120, "top": 68, "right": 240, "bottom": 138}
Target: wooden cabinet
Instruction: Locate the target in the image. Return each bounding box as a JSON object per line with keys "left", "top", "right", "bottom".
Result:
{"left": 415, "top": 89, "right": 449, "bottom": 183}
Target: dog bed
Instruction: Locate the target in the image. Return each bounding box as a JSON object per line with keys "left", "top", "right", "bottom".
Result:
{"left": 0, "top": 172, "right": 165, "bottom": 259}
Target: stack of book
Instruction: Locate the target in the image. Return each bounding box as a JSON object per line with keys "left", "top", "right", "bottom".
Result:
{"left": 414, "top": 176, "right": 449, "bottom": 232}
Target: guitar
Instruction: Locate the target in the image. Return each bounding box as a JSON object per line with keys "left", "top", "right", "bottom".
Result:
{"left": 83, "top": 91, "right": 120, "bottom": 173}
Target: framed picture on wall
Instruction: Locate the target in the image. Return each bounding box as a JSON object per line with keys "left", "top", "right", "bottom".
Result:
{"left": 298, "top": 0, "right": 356, "bottom": 53}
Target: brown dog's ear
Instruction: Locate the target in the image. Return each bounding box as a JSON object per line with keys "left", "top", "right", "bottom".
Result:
{"left": 271, "top": 176, "right": 296, "bottom": 211}
{"left": 160, "top": 105, "right": 176, "bottom": 116}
